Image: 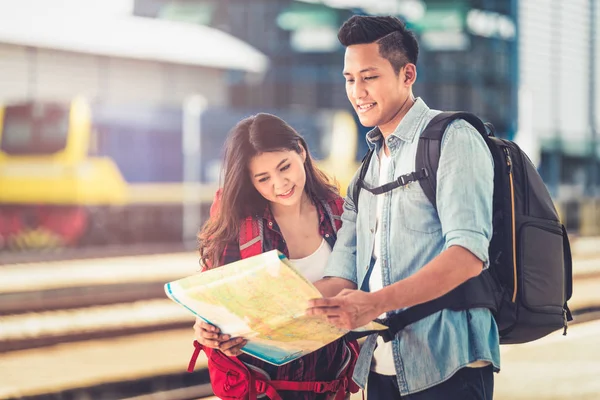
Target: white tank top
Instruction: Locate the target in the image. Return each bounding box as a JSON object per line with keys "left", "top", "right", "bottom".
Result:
{"left": 370, "top": 148, "right": 397, "bottom": 375}
{"left": 289, "top": 239, "right": 332, "bottom": 283}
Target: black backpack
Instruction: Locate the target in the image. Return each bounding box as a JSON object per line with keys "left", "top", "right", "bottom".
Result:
{"left": 350, "top": 112, "right": 573, "bottom": 345}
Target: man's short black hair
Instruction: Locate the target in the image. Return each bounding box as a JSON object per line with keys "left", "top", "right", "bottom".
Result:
{"left": 338, "top": 15, "right": 419, "bottom": 74}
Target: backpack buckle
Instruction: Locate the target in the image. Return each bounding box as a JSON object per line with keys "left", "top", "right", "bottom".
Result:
{"left": 314, "top": 382, "right": 326, "bottom": 393}
{"left": 314, "top": 380, "right": 340, "bottom": 394}
{"left": 315, "top": 382, "right": 335, "bottom": 393}
{"left": 255, "top": 380, "right": 268, "bottom": 393}
{"left": 379, "top": 329, "right": 394, "bottom": 343}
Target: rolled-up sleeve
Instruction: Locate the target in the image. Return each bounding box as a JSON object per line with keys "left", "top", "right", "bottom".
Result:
{"left": 436, "top": 120, "right": 494, "bottom": 268}
{"left": 323, "top": 176, "right": 359, "bottom": 283}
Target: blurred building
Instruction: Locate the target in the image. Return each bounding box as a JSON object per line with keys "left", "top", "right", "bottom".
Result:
{"left": 0, "top": 1, "right": 270, "bottom": 250}
{"left": 410, "top": 1, "right": 517, "bottom": 136}
{"left": 134, "top": 0, "right": 355, "bottom": 111}
{"left": 135, "top": 0, "right": 518, "bottom": 159}
{"left": 136, "top": 0, "right": 600, "bottom": 201}
{"left": 4, "top": 0, "right": 597, "bottom": 196}
{"left": 0, "top": 2, "right": 268, "bottom": 106}
{"left": 519, "top": 0, "right": 599, "bottom": 199}
{"left": 2, "top": 0, "right": 599, "bottom": 249}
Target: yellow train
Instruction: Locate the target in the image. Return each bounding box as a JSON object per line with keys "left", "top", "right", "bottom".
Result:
{"left": 0, "top": 98, "right": 360, "bottom": 250}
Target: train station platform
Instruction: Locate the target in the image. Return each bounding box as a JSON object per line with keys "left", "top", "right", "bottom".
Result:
{"left": 8, "top": 320, "right": 596, "bottom": 400}
{"left": 495, "top": 319, "right": 600, "bottom": 400}
{"left": 0, "top": 329, "right": 205, "bottom": 399}
{"left": 352, "top": 320, "right": 600, "bottom": 400}
{"left": 0, "top": 236, "right": 599, "bottom": 399}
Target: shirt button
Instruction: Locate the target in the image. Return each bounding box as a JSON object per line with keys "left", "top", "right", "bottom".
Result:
{"left": 268, "top": 221, "right": 273, "bottom": 226}
{"left": 325, "top": 234, "right": 330, "bottom": 238}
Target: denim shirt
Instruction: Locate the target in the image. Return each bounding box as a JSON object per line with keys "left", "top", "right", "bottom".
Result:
{"left": 324, "top": 98, "right": 501, "bottom": 395}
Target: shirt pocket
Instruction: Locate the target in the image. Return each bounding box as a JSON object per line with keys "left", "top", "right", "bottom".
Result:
{"left": 398, "top": 183, "right": 441, "bottom": 234}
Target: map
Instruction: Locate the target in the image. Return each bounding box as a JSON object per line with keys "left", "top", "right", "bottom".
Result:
{"left": 164, "top": 250, "right": 386, "bottom": 366}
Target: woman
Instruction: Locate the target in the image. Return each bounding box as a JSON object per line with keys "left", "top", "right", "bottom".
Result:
{"left": 191, "top": 113, "right": 358, "bottom": 400}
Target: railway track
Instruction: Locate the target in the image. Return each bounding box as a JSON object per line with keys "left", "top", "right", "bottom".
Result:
{"left": 0, "top": 252, "right": 200, "bottom": 354}
{"left": 0, "top": 242, "right": 190, "bottom": 266}
{"left": 0, "top": 328, "right": 212, "bottom": 400}
{"left": 0, "top": 252, "right": 209, "bottom": 399}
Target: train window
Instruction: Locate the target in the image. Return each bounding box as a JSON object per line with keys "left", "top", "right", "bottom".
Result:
{"left": 0, "top": 103, "right": 69, "bottom": 155}
{"left": 2, "top": 119, "right": 33, "bottom": 147}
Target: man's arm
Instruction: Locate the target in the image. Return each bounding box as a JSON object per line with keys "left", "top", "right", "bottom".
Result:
{"left": 377, "top": 119, "right": 494, "bottom": 310}
{"left": 371, "top": 245, "right": 482, "bottom": 312}
{"left": 308, "top": 121, "right": 494, "bottom": 328}
{"left": 308, "top": 246, "right": 483, "bottom": 329}
{"left": 313, "top": 277, "right": 356, "bottom": 297}
{"left": 316, "top": 171, "right": 363, "bottom": 292}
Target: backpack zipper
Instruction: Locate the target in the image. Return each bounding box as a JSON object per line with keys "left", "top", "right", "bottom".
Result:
{"left": 515, "top": 142, "right": 530, "bottom": 215}
{"left": 504, "top": 147, "right": 518, "bottom": 302}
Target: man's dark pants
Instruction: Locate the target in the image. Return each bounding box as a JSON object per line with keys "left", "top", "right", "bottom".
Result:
{"left": 367, "top": 365, "right": 494, "bottom": 400}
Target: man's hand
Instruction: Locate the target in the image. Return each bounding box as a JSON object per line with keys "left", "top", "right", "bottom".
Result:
{"left": 306, "top": 289, "right": 384, "bottom": 330}
{"left": 193, "top": 318, "right": 247, "bottom": 357}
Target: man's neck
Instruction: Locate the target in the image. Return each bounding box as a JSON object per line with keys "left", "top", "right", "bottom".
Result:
{"left": 379, "top": 95, "right": 416, "bottom": 139}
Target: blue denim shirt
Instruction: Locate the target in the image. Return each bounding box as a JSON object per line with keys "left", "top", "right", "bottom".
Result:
{"left": 324, "top": 98, "right": 501, "bottom": 395}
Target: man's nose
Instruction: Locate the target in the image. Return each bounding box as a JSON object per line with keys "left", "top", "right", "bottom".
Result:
{"left": 352, "top": 81, "right": 367, "bottom": 99}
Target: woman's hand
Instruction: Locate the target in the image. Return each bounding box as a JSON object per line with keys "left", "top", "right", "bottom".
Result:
{"left": 193, "top": 318, "right": 248, "bottom": 356}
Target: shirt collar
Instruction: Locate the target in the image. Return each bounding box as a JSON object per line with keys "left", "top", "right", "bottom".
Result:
{"left": 262, "top": 205, "right": 278, "bottom": 232}
{"left": 366, "top": 97, "right": 430, "bottom": 149}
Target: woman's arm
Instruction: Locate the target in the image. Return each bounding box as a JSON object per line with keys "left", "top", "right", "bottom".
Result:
{"left": 195, "top": 240, "right": 247, "bottom": 356}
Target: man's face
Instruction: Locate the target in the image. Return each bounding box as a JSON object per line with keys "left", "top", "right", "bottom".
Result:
{"left": 343, "top": 42, "right": 411, "bottom": 134}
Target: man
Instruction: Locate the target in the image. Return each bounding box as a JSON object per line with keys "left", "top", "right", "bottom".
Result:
{"left": 309, "top": 15, "right": 500, "bottom": 400}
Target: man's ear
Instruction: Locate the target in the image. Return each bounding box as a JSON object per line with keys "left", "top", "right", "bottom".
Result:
{"left": 403, "top": 64, "right": 417, "bottom": 85}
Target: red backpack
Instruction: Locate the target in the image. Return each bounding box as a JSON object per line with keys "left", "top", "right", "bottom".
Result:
{"left": 188, "top": 340, "right": 359, "bottom": 400}
{"left": 189, "top": 190, "right": 359, "bottom": 400}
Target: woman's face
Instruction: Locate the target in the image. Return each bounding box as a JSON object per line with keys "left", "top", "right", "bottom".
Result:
{"left": 248, "top": 148, "right": 307, "bottom": 207}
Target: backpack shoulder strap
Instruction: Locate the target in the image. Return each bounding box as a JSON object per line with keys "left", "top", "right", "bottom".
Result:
{"left": 239, "top": 216, "right": 263, "bottom": 258}
{"left": 351, "top": 148, "right": 375, "bottom": 209}
{"left": 416, "top": 112, "right": 489, "bottom": 210}
{"left": 323, "top": 197, "right": 343, "bottom": 234}
{"left": 210, "top": 188, "right": 263, "bottom": 259}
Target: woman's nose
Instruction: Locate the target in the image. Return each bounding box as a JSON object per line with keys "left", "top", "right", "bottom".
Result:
{"left": 272, "top": 174, "right": 287, "bottom": 190}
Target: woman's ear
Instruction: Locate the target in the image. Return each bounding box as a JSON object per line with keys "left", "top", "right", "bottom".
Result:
{"left": 300, "top": 145, "right": 307, "bottom": 162}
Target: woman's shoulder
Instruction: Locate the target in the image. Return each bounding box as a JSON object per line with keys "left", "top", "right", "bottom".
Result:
{"left": 321, "top": 194, "right": 344, "bottom": 217}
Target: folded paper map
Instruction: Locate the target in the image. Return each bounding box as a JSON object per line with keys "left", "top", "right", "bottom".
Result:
{"left": 165, "top": 250, "right": 387, "bottom": 366}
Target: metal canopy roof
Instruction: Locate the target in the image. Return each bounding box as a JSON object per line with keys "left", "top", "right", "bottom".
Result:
{"left": 0, "top": 9, "right": 269, "bottom": 73}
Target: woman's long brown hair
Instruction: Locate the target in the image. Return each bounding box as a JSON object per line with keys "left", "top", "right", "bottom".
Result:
{"left": 198, "top": 113, "right": 339, "bottom": 269}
